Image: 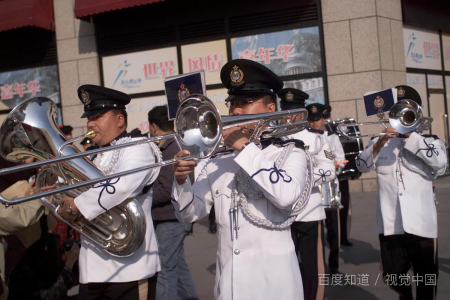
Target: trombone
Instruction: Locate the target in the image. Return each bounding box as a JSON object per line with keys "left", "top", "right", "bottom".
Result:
{"left": 0, "top": 94, "right": 309, "bottom": 206}
{"left": 337, "top": 99, "right": 433, "bottom": 139}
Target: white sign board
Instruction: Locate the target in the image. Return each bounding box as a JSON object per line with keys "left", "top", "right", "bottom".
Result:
{"left": 403, "top": 26, "right": 442, "bottom": 70}
{"left": 102, "top": 47, "right": 179, "bottom": 94}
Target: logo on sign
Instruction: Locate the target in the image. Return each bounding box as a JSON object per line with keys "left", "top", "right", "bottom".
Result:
{"left": 406, "top": 33, "right": 423, "bottom": 63}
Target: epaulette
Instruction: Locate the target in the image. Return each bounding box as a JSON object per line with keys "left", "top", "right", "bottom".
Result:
{"left": 421, "top": 134, "right": 439, "bottom": 140}
{"left": 210, "top": 146, "right": 234, "bottom": 159}
{"left": 275, "top": 138, "right": 305, "bottom": 150}
{"left": 307, "top": 127, "right": 324, "bottom": 134}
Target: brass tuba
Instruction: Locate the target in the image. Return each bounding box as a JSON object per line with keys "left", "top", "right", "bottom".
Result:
{"left": 0, "top": 98, "right": 156, "bottom": 257}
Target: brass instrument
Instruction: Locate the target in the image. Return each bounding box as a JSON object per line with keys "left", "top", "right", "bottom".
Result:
{"left": 0, "top": 94, "right": 309, "bottom": 255}
{"left": 337, "top": 99, "right": 433, "bottom": 139}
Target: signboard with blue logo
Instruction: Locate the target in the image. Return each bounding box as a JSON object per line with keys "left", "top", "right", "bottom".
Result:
{"left": 102, "top": 47, "right": 179, "bottom": 94}
{"left": 403, "top": 26, "right": 442, "bottom": 71}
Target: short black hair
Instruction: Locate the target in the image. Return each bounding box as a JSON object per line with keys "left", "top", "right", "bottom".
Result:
{"left": 111, "top": 109, "right": 128, "bottom": 127}
{"left": 148, "top": 105, "right": 174, "bottom": 132}
{"left": 262, "top": 94, "right": 276, "bottom": 105}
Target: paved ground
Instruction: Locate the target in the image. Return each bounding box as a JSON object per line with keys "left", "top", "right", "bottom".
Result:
{"left": 184, "top": 175, "right": 450, "bottom": 300}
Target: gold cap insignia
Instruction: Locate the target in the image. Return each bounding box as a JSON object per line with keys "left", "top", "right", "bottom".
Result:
{"left": 311, "top": 105, "right": 318, "bottom": 113}
{"left": 397, "top": 87, "right": 405, "bottom": 97}
{"left": 286, "top": 91, "right": 294, "bottom": 101}
{"left": 81, "top": 90, "right": 89, "bottom": 104}
{"left": 230, "top": 65, "right": 244, "bottom": 85}
{"left": 374, "top": 95, "right": 384, "bottom": 108}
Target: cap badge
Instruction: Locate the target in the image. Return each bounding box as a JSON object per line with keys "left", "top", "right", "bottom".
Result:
{"left": 230, "top": 65, "right": 244, "bottom": 85}
{"left": 286, "top": 91, "right": 294, "bottom": 102}
{"left": 374, "top": 95, "right": 384, "bottom": 108}
{"left": 178, "top": 83, "right": 190, "bottom": 102}
{"left": 323, "top": 109, "right": 328, "bottom": 114}
{"left": 311, "top": 105, "right": 318, "bottom": 114}
{"left": 80, "top": 90, "right": 90, "bottom": 104}
{"left": 397, "top": 87, "right": 405, "bottom": 97}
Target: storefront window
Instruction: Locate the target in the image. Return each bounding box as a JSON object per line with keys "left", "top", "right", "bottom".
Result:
{"left": 0, "top": 65, "right": 60, "bottom": 109}
{"left": 283, "top": 78, "right": 324, "bottom": 105}
{"left": 231, "top": 27, "right": 322, "bottom": 76}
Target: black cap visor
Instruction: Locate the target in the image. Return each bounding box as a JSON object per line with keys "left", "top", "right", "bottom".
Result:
{"left": 308, "top": 113, "right": 323, "bottom": 121}
{"left": 81, "top": 108, "right": 111, "bottom": 118}
{"left": 225, "top": 92, "right": 273, "bottom": 103}
{"left": 280, "top": 102, "right": 305, "bottom": 110}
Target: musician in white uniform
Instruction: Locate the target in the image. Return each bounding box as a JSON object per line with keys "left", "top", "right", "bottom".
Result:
{"left": 59, "top": 85, "right": 161, "bottom": 299}
{"left": 172, "top": 60, "right": 309, "bottom": 300}
{"left": 356, "top": 85, "right": 447, "bottom": 300}
{"left": 278, "top": 89, "right": 335, "bottom": 300}
{"left": 322, "top": 105, "right": 346, "bottom": 274}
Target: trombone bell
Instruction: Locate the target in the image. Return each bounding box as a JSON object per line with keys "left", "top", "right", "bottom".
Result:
{"left": 337, "top": 99, "right": 433, "bottom": 139}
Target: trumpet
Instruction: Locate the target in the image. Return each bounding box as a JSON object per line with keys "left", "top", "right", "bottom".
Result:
{"left": 337, "top": 99, "right": 433, "bottom": 139}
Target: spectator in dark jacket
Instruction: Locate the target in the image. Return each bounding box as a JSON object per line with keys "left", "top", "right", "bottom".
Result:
{"left": 8, "top": 217, "right": 79, "bottom": 300}
{"left": 148, "top": 106, "right": 198, "bottom": 300}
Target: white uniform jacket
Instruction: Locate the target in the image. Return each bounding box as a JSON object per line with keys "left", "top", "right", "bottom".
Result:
{"left": 74, "top": 134, "right": 161, "bottom": 283}
{"left": 356, "top": 132, "right": 447, "bottom": 238}
{"left": 171, "top": 143, "right": 307, "bottom": 300}
{"left": 325, "top": 132, "right": 346, "bottom": 175}
{"left": 291, "top": 129, "right": 336, "bottom": 222}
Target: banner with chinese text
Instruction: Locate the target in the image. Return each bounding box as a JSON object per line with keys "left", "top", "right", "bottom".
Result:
{"left": 403, "top": 26, "right": 442, "bottom": 70}
{"left": 0, "top": 65, "right": 60, "bottom": 110}
{"left": 442, "top": 33, "right": 450, "bottom": 71}
{"left": 181, "top": 40, "right": 227, "bottom": 85}
{"left": 231, "top": 27, "right": 322, "bottom": 76}
{"left": 102, "top": 47, "right": 179, "bottom": 94}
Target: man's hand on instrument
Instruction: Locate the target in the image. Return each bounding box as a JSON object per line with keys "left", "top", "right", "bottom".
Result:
{"left": 223, "top": 127, "right": 249, "bottom": 152}
{"left": 29, "top": 183, "right": 56, "bottom": 196}
{"left": 174, "top": 150, "right": 197, "bottom": 185}
{"left": 59, "top": 197, "right": 79, "bottom": 223}
{"left": 373, "top": 127, "right": 397, "bottom": 158}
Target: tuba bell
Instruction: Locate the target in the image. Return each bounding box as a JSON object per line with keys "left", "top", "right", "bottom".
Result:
{"left": 0, "top": 97, "right": 156, "bottom": 257}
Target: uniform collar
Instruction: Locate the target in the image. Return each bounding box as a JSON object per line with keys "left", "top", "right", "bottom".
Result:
{"left": 101, "top": 130, "right": 129, "bottom": 148}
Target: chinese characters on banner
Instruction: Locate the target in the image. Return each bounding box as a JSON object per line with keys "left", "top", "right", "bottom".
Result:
{"left": 102, "top": 47, "right": 179, "bottom": 94}
{"left": 237, "top": 45, "right": 295, "bottom": 64}
{"left": 231, "top": 27, "right": 322, "bottom": 76}
{"left": 181, "top": 40, "right": 228, "bottom": 85}
{"left": 442, "top": 33, "right": 450, "bottom": 71}
{"left": 187, "top": 54, "right": 222, "bottom": 72}
{"left": 1, "top": 81, "right": 41, "bottom": 100}
{"left": 0, "top": 65, "right": 60, "bottom": 107}
{"left": 403, "top": 26, "right": 442, "bottom": 70}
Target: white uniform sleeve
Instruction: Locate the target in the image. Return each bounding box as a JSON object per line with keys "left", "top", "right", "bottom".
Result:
{"left": 74, "top": 143, "right": 157, "bottom": 221}
{"left": 356, "top": 138, "right": 377, "bottom": 173}
{"left": 234, "top": 143, "right": 307, "bottom": 210}
{"left": 171, "top": 163, "right": 212, "bottom": 223}
{"left": 333, "top": 135, "right": 346, "bottom": 175}
{"left": 404, "top": 132, "right": 447, "bottom": 174}
{"left": 312, "top": 137, "right": 336, "bottom": 187}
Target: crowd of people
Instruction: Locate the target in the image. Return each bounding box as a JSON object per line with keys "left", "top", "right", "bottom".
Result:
{"left": 0, "top": 58, "right": 446, "bottom": 300}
